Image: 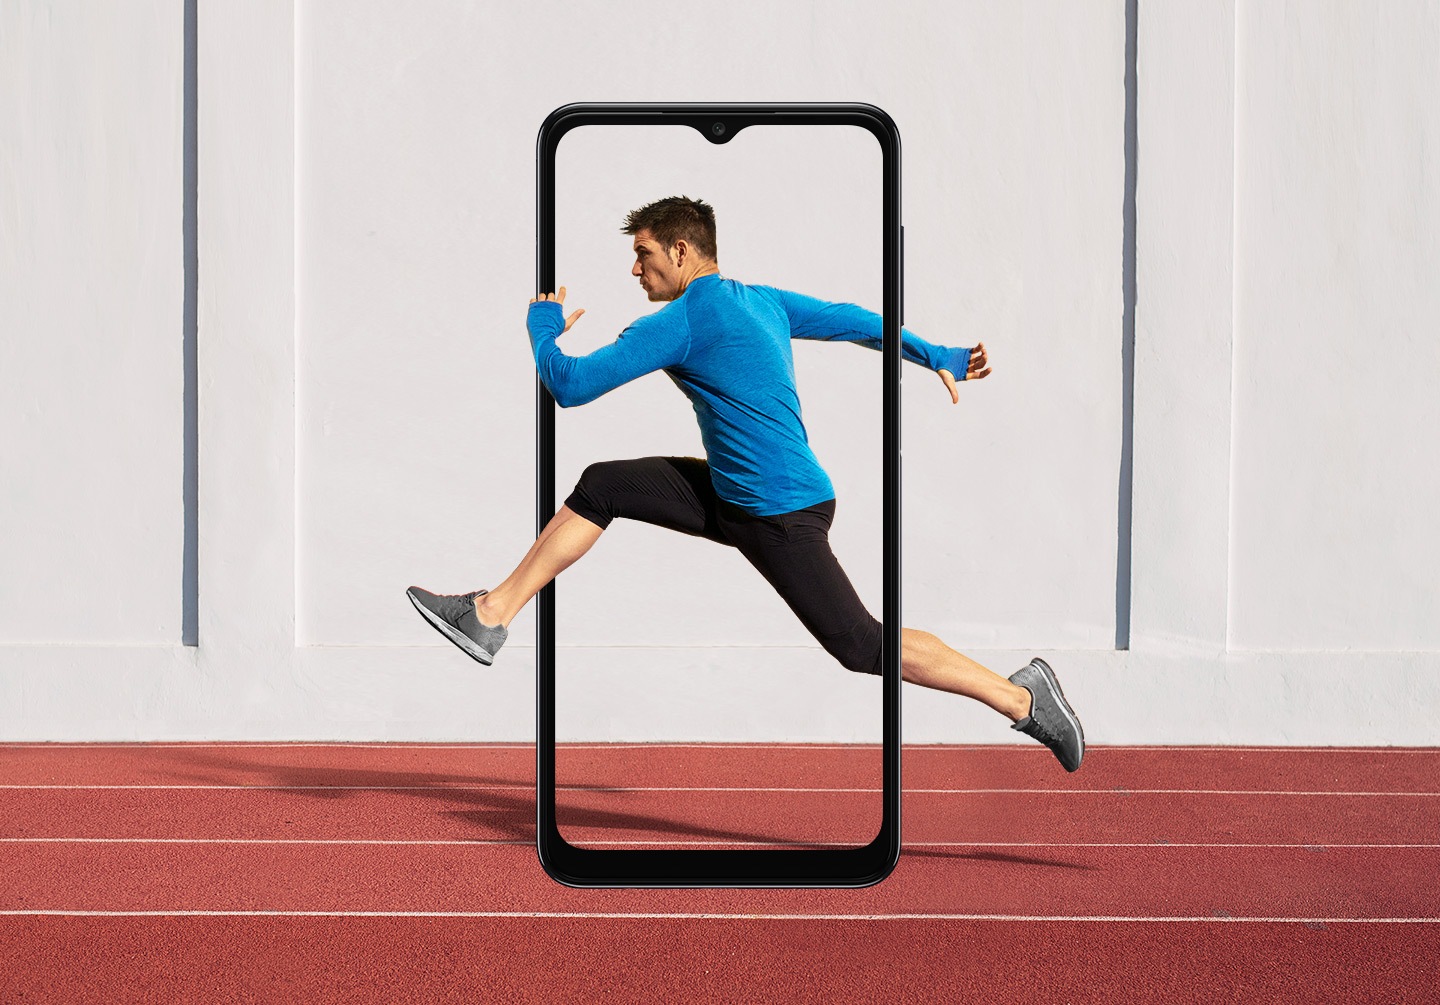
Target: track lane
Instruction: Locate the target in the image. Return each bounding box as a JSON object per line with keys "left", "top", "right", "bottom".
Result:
{"left": 6, "top": 743, "right": 1438, "bottom": 792}
{"left": 1, "top": 842, "right": 1437, "bottom": 919}
{"left": 0, "top": 787, "right": 1436, "bottom": 845}
{"left": 4, "top": 916, "right": 1434, "bottom": 1005}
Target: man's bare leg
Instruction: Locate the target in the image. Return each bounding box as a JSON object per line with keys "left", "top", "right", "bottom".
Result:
{"left": 901, "top": 628, "right": 1032, "bottom": 722}
{"left": 473, "top": 504, "right": 604, "bottom": 629}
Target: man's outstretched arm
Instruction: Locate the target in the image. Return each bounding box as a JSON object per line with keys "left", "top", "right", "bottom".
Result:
{"left": 527, "top": 288, "right": 689, "bottom": 408}
{"left": 752, "top": 284, "right": 980, "bottom": 384}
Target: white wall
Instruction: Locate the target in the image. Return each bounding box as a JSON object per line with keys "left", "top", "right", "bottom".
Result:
{"left": 1, "top": 1, "right": 184, "bottom": 644}
{"left": 1229, "top": 1, "right": 1440, "bottom": 652}
{"left": 1, "top": 0, "right": 1436, "bottom": 743}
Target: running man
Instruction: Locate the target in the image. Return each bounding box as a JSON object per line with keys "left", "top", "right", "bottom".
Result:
{"left": 408, "top": 196, "right": 1084, "bottom": 771}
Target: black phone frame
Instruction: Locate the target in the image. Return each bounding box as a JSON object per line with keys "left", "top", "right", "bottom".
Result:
{"left": 535, "top": 101, "right": 903, "bottom": 887}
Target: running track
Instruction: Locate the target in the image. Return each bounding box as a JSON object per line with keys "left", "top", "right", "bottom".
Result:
{"left": 1, "top": 743, "right": 1436, "bottom": 1002}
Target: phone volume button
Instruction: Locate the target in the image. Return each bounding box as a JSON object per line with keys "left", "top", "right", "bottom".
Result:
{"left": 900, "top": 225, "right": 905, "bottom": 327}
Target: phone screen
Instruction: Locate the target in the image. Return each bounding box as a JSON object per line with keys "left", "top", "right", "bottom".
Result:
{"left": 536, "top": 104, "right": 901, "bottom": 887}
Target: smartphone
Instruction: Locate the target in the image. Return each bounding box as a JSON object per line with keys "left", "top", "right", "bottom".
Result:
{"left": 534, "top": 102, "right": 903, "bottom": 887}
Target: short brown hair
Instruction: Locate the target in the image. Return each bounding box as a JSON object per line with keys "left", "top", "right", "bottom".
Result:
{"left": 621, "top": 196, "right": 717, "bottom": 262}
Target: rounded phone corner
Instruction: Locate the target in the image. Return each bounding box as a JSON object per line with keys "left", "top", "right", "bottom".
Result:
{"left": 536, "top": 102, "right": 593, "bottom": 154}
{"left": 837, "top": 101, "right": 901, "bottom": 153}
{"left": 535, "top": 831, "right": 588, "bottom": 889}
{"left": 849, "top": 829, "right": 902, "bottom": 888}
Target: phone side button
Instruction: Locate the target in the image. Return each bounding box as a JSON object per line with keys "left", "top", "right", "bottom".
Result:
{"left": 900, "top": 224, "right": 905, "bottom": 327}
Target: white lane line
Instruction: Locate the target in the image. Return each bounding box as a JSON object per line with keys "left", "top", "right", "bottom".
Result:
{"left": 0, "top": 784, "right": 535, "bottom": 791}
{"left": 4, "top": 743, "right": 1435, "bottom": 752}
{"left": 1, "top": 838, "right": 1437, "bottom": 849}
{"left": 0, "top": 837, "right": 530, "bottom": 845}
{"left": 0, "top": 910, "right": 1435, "bottom": 921}
{"left": 2, "top": 784, "right": 1437, "bottom": 795}
{"left": 0, "top": 743, "right": 878, "bottom": 750}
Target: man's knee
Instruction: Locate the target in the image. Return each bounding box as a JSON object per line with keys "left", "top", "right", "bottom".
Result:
{"left": 843, "top": 643, "right": 883, "bottom": 676}
{"left": 567, "top": 461, "right": 624, "bottom": 530}
{"left": 822, "top": 618, "right": 884, "bottom": 676}
{"left": 576, "top": 459, "right": 619, "bottom": 492}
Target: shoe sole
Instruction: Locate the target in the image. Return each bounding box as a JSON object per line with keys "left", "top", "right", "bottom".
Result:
{"left": 407, "top": 588, "right": 495, "bottom": 667}
{"left": 1030, "top": 657, "right": 1085, "bottom": 769}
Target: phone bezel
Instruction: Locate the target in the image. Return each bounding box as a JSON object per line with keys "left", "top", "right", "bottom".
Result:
{"left": 535, "top": 102, "right": 903, "bottom": 887}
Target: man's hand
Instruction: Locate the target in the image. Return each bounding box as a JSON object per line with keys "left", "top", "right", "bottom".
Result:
{"left": 529, "top": 286, "right": 586, "bottom": 334}
{"left": 936, "top": 342, "right": 991, "bottom": 403}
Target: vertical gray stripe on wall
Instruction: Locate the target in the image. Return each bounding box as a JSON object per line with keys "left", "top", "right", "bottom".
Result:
{"left": 1118, "top": 0, "right": 1138, "bottom": 650}
{"left": 183, "top": 0, "right": 198, "bottom": 647}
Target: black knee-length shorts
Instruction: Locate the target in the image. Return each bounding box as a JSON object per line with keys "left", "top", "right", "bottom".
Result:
{"left": 563, "top": 456, "right": 883, "bottom": 676}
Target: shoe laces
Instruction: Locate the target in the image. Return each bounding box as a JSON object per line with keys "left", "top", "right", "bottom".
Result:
{"left": 1027, "top": 707, "right": 1061, "bottom": 747}
{"left": 433, "top": 590, "right": 480, "bottom": 620}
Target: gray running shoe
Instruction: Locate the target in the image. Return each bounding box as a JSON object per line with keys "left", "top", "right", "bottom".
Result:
{"left": 1009, "top": 657, "right": 1085, "bottom": 772}
{"left": 406, "top": 586, "right": 509, "bottom": 666}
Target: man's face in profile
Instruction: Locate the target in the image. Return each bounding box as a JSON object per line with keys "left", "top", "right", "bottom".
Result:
{"left": 631, "top": 229, "right": 683, "bottom": 302}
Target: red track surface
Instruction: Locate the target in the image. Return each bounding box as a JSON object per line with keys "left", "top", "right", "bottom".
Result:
{"left": 2, "top": 742, "right": 1437, "bottom": 1003}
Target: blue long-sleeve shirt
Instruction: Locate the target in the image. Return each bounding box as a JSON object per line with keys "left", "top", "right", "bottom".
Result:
{"left": 527, "top": 273, "right": 972, "bottom": 517}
